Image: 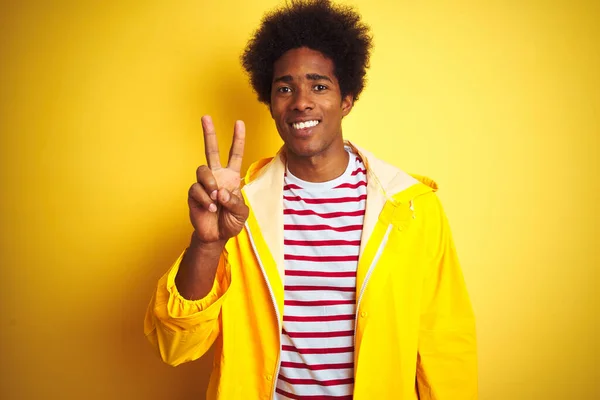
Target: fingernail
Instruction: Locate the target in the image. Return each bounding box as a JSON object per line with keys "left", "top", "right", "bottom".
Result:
{"left": 208, "top": 204, "right": 217, "bottom": 212}
{"left": 210, "top": 190, "right": 217, "bottom": 201}
{"left": 221, "top": 191, "right": 230, "bottom": 202}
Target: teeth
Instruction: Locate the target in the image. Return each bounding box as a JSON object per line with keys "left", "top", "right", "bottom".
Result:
{"left": 292, "top": 120, "right": 319, "bottom": 130}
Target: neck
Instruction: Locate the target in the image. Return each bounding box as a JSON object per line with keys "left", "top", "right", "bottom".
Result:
{"left": 286, "top": 140, "right": 349, "bottom": 183}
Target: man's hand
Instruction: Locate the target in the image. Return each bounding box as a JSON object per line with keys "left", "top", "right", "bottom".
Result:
{"left": 188, "top": 115, "right": 249, "bottom": 244}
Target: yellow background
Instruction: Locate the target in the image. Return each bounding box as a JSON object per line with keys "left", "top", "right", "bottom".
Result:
{"left": 1, "top": 0, "right": 598, "bottom": 398}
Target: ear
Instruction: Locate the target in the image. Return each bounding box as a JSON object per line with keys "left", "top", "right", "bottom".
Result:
{"left": 341, "top": 94, "right": 354, "bottom": 117}
{"left": 268, "top": 102, "right": 273, "bottom": 117}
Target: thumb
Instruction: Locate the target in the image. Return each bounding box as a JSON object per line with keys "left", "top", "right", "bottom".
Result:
{"left": 217, "top": 188, "right": 249, "bottom": 220}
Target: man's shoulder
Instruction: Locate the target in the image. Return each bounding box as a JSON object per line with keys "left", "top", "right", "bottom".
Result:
{"left": 241, "top": 149, "right": 285, "bottom": 188}
{"left": 351, "top": 143, "right": 438, "bottom": 196}
{"left": 242, "top": 143, "right": 440, "bottom": 198}
{"left": 245, "top": 156, "right": 276, "bottom": 183}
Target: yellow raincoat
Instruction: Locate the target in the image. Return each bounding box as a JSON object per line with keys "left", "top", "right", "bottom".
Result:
{"left": 145, "top": 144, "right": 477, "bottom": 399}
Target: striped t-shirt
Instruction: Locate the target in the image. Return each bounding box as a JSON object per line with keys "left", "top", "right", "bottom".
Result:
{"left": 275, "top": 150, "right": 367, "bottom": 400}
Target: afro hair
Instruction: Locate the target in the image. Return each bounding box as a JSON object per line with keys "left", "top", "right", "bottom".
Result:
{"left": 241, "top": 0, "right": 373, "bottom": 104}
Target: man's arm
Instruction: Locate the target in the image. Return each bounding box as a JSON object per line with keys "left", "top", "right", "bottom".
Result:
{"left": 175, "top": 236, "right": 225, "bottom": 300}
{"left": 144, "top": 116, "right": 249, "bottom": 366}
{"left": 144, "top": 245, "right": 231, "bottom": 366}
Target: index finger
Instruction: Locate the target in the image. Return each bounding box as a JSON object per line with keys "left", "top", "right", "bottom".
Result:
{"left": 201, "top": 115, "right": 221, "bottom": 169}
{"left": 227, "top": 120, "right": 246, "bottom": 173}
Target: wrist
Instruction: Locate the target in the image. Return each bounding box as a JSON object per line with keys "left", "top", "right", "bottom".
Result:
{"left": 189, "top": 232, "right": 226, "bottom": 254}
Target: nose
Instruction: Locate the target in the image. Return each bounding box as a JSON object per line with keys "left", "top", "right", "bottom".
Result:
{"left": 290, "top": 87, "right": 314, "bottom": 111}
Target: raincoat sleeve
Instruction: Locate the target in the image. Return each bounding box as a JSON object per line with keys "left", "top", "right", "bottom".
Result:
{"left": 144, "top": 248, "right": 231, "bottom": 366}
{"left": 416, "top": 195, "right": 478, "bottom": 399}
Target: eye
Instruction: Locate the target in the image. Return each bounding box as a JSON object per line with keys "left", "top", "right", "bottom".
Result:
{"left": 314, "top": 84, "right": 328, "bottom": 91}
{"left": 277, "top": 86, "right": 292, "bottom": 93}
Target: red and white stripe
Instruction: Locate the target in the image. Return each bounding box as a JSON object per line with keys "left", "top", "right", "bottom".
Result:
{"left": 276, "top": 151, "right": 366, "bottom": 399}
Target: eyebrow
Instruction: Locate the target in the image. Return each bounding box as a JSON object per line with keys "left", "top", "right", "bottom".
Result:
{"left": 273, "top": 73, "right": 333, "bottom": 83}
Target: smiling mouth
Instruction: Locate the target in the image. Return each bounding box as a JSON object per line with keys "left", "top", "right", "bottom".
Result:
{"left": 291, "top": 120, "right": 320, "bottom": 130}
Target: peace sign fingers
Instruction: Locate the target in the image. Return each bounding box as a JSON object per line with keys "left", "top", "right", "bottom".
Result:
{"left": 189, "top": 115, "right": 250, "bottom": 246}
{"left": 201, "top": 115, "right": 222, "bottom": 170}
{"left": 227, "top": 120, "right": 246, "bottom": 173}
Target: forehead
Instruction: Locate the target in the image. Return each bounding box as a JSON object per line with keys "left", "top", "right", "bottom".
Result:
{"left": 272, "top": 47, "right": 336, "bottom": 81}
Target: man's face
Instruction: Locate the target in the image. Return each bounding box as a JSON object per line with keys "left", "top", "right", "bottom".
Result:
{"left": 270, "top": 47, "right": 353, "bottom": 158}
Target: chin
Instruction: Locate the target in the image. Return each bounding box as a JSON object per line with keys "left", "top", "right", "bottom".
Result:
{"left": 282, "top": 135, "right": 327, "bottom": 157}
{"left": 285, "top": 142, "right": 320, "bottom": 158}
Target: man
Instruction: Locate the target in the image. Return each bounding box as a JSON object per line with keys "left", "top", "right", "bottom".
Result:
{"left": 144, "top": 0, "right": 477, "bottom": 399}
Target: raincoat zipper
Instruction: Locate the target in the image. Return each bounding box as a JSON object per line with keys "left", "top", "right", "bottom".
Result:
{"left": 354, "top": 223, "right": 393, "bottom": 350}
{"left": 244, "top": 222, "right": 282, "bottom": 400}
{"left": 353, "top": 189, "right": 424, "bottom": 352}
